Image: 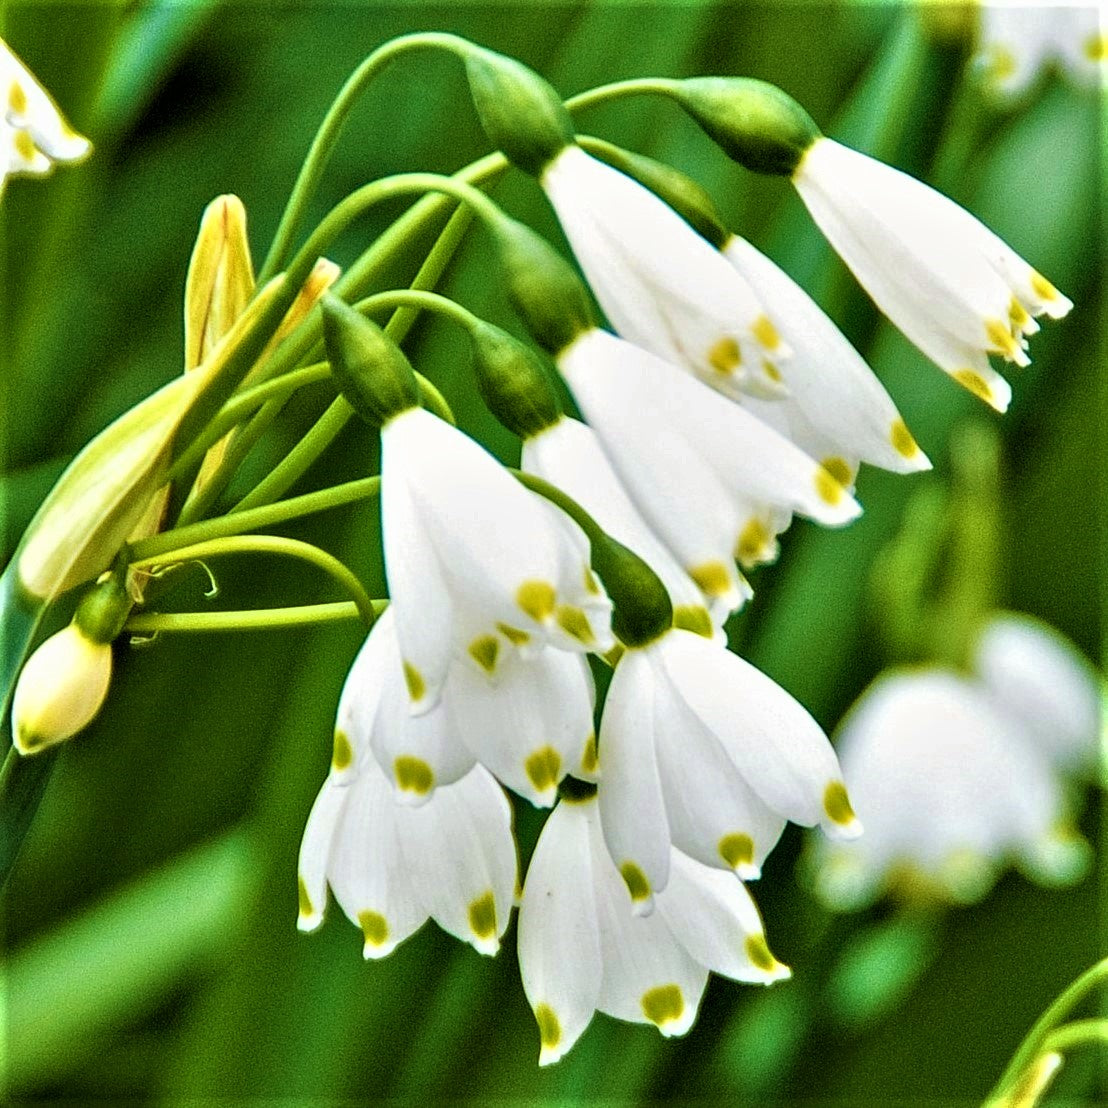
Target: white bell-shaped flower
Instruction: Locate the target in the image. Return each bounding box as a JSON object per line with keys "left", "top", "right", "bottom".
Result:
{"left": 722, "top": 236, "right": 932, "bottom": 487}
{"left": 597, "top": 627, "right": 860, "bottom": 913}
{"left": 335, "top": 609, "right": 596, "bottom": 809}
{"left": 812, "top": 668, "right": 1090, "bottom": 911}
{"left": 297, "top": 750, "right": 517, "bottom": 959}
{"left": 793, "top": 136, "right": 1072, "bottom": 412}
{"left": 381, "top": 406, "right": 613, "bottom": 713}
{"left": 522, "top": 414, "right": 740, "bottom": 633}
{"left": 973, "top": 612, "right": 1102, "bottom": 775}
{"left": 1, "top": 36, "right": 89, "bottom": 189}
{"left": 541, "top": 145, "right": 790, "bottom": 399}
{"left": 517, "top": 795, "right": 789, "bottom": 1066}
{"left": 974, "top": 1, "right": 1106, "bottom": 98}
{"left": 557, "top": 328, "right": 861, "bottom": 611}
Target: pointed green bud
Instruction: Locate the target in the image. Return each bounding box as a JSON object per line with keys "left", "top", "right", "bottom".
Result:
{"left": 320, "top": 295, "right": 420, "bottom": 427}
{"left": 488, "top": 216, "right": 595, "bottom": 356}
{"left": 467, "top": 320, "right": 562, "bottom": 439}
{"left": 579, "top": 137, "right": 730, "bottom": 249}
{"left": 463, "top": 46, "right": 575, "bottom": 176}
{"left": 590, "top": 533, "right": 673, "bottom": 649}
{"left": 671, "top": 77, "right": 821, "bottom": 177}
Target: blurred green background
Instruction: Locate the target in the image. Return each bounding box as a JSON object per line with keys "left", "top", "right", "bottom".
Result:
{"left": 1, "top": 1, "right": 1103, "bottom": 1102}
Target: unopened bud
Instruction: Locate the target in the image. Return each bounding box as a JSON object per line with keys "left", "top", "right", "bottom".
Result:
{"left": 467, "top": 320, "right": 562, "bottom": 439}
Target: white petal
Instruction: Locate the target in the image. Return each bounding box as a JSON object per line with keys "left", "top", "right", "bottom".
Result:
{"left": 657, "top": 630, "right": 859, "bottom": 837}
{"left": 1, "top": 41, "right": 90, "bottom": 161}
{"left": 332, "top": 610, "right": 398, "bottom": 781}
{"left": 596, "top": 650, "right": 673, "bottom": 910}
{"left": 447, "top": 646, "right": 595, "bottom": 806}
{"left": 658, "top": 851, "right": 791, "bottom": 984}
{"left": 517, "top": 799, "right": 603, "bottom": 1065}
{"left": 973, "top": 613, "right": 1102, "bottom": 772}
{"left": 397, "top": 766, "right": 518, "bottom": 956}
{"left": 296, "top": 776, "right": 346, "bottom": 932}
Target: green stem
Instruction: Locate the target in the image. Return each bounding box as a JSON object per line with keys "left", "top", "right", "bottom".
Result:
{"left": 124, "top": 600, "right": 381, "bottom": 634}
{"left": 563, "top": 77, "right": 681, "bottom": 115}
{"left": 985, "top": 957, "right": 1108, "bottom": 1105}
{"left": 130, "top": 534, "right": 378, "bottom": 627}
{"left": 1042, "top": 1018, "right": 1108, "bottom": 1054}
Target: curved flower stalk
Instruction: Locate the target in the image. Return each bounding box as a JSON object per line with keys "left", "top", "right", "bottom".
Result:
{"left": 1, "top": 36, "right": 90, "bottom": 195}
{"left": 811, "top": 665, "right": 1093, "bottom": 911}
{"left": 521, "top": 414, "right": 739, "bottom": 633}
{"left": 541, "top": 145, "right": 790, "bottom": 399}
{"left": 557, "top": 328, "right": 861, "bottom": 610}
{"left": 381, "top": 405, "right": 614, "bottom": 713}
{"left": 297, "top": 734, "right": 517, "bottom": 959}
{"left": 973, "top": 2, "right": 1107, "bottom": 99}
{"left": 792, "top": 137, "right": 1072, "bottom": 413}
{"left": 597, "top": 627, "right": 859, "bottom": 913}
{"left": 517, "top": 794, "right": 789, "bottom": 1066}
{"left": 338, "top": 609, "right": 596, "bottom": 808}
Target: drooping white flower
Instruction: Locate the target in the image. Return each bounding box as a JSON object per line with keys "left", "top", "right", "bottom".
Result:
{"left": 522, "top": 414, "right": 741, "bottom": 632}
{"left": 541, "top": 145, "right": 791, "bottom": 400}
{"left": 1, "top": 37, "right": 90, "bottom": 193}
{"left": 793, "top": 136, "right": 1072, "bottom": 412}
{"left": 557, "top": 328, "right": 861, "bottom": 611}
{"left": 297, "top": 749, "right": 517, "bottom": 959}
{"left": 973, "top": 612, "right": 1102, "bottom": 775}
{"left": 974, "top": 1, "right": 1107, "bottom": 99}
{"left": 380, "top": 405, "right": 614, "bottom": 713}
{"left": 811, "top": 668, "right": 1091, "bottom": 911}
{"left": 722, "top": 236, "right": 932, "bottom": 486}
{"left": 596, "top": 627, "right": 860, "bottom": 913}
{"left": 517, "top": 794, "right": 789, "bottom": 1066}
{"left": 338, "top": 609, "right": 596, "bottom": 808}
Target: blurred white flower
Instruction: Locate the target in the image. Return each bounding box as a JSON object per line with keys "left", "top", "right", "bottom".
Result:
{"left": 517, "top": 794, "right": 789, "bottom": 1066}
{"left": 793, "top": 136, "right": 1072, "bottom": 412}
{"left": 381, "top": 406, "right": 614, "bottom": 713}
{"left": 812, "top": 656, "right": 1095, "bottom": 911}
{"left": 557, "top": 328, "right": 861, "bottom": 612}
{"left": 597, "top": 627, "right": 860, "bottom": 913}
{"left": 974, "top": 1, "right": 1107, "bottom": 99}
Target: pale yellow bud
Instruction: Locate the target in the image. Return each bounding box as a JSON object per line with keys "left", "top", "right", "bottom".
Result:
{"left": 12, "top": 624, "right": 113, "bottom": 754}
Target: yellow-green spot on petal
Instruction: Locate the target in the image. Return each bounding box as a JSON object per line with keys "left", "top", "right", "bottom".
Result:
{"left": 1030, "top": 270, "right": 1061, "bottom": 302}
{"left": 468, "top": 890, "right": 497, "bottom": 940}
{"left": 761, "top": 358, "right": 783, "bottom": 383}
{"left": 984, "top": 317, "right": 1020, "bottom": 358}
{"left": 468, "top": 634, "right": 500, "bottom": 673}
{"left": 673, "top": 605, "right": 713, "bottom": 638}
{"left": 9, "top": 81, "right": 27, "bottom": 116}
{"left": 823, "top": 780, "right": 856, "bottom": 827}
{"left": 556, "top": 605, "right": 594, "bottom": 645}
{"left": 821, "top": 456, "right": 853, "bottom": 489}
{"left": 583, "top": 566, "right": 601, "bottom": 595}
{"left": 814, "top": 467, "right": 846, "bottom": 507}
{"left": 707, "top": 336, "right": 742, "bottom": 374}
{"left": 535, "top": 1003, "right": 562, "bottom": 1049}
{"left": 518, "top": 580, "right": 557, "bottom": 621}
{"left": 525, "top": 746, "right": 562, "bottom": 793}
{"left": 14, "top": 130, "right": 35, "bottom": 160}
{"left": 719, "top": 832, "right": 755, "bottom": 871}
{"left": 402, "top": 660, "right": 425, "bottom": 702}
{"left": 735, "top": 518, "right": 772, "bottom": 565}
{"left": 751, "top": 314, "right": 781, "bottom": 351}
{"left": 496, "top": 621, "right": 531, "bottom": 646}
{"left": 332, "top": 729, "right": 353, "bottom": 771}
{"left": 1084, "top": 32, "right": 1107, "bottom": 61}
{"left": 297, "top": 876, "right": 314, "bottom": 919}
{"left": 890, "top": 419, "right": 920, "bottom": 459}
{"left": 395, "top": 756, "right": 434, "bottom": 795}
{"left": 358, "top": 910, "right": 389, "bottom": 947}
{"left": 744, "top": 933, "right": 778, "bottom": 972}
{"left": 1009, "top": 296, "right": 1031, "bottom": 329}
{"left": 580, "top": 733, "right": 598, "bottom": 775}
{"left": 985, "top": 45, "right": 1017, "bottom": 81}
{"left": 620, "top": 861, "right": 651, "bottom": 903}
{"left": 953, "top": 368, "right": 994, "bottom": 404}
{"left": 689, "top": 561, "right": 732, "bottom": 598}
{"left": 641, "top": 984, "right": 684, "bottom": 1027}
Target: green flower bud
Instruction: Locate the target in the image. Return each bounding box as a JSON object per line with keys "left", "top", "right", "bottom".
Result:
{"left": 73, "top": 572, "right": 133, "bottom": 644}
{"left": 590, "top": 533, "right": 673, "bottom": 649}
{"left": 671, "top": 77, "right": 821, "bottom": 177}
{"left": 578, "top": 137, "right": 730, "bottom": 249}
{"left": 467, "top": 320, "right": 562, "bottom": 439}
{"left": 488, "top": 215, "right": 596, "bottom": 356}
{"left": 320, "top": 295, "right": 420, "bottom": 427}
{"left": 463, "top": 45, "right": 575, "bottom": 176}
